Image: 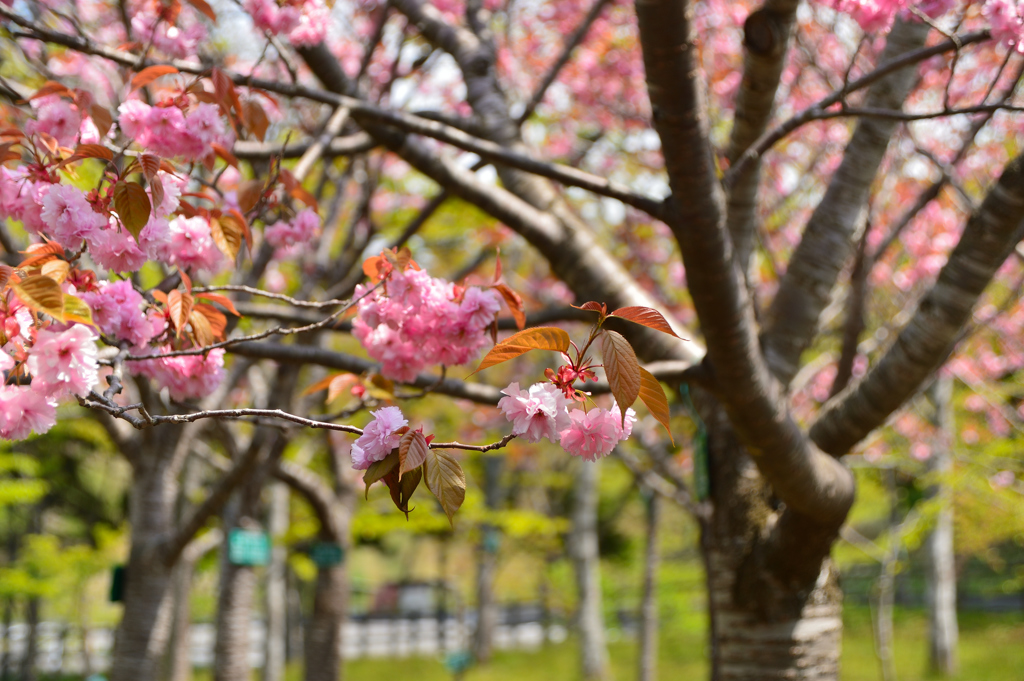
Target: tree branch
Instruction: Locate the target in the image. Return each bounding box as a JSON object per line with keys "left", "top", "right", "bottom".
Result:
{"left": 810, "top": 154, "right": 1024, "bottom": 455}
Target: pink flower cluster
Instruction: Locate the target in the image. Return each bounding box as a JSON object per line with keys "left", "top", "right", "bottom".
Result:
{"left": 162, "top": 216, "right": 225, "bottom": 274}
{"left": 25, "top": 325, "right": 100, "bottom": 400}
{"left": 264, "top": 208, "right": 320, "bottom": 249}
{"left": 244, "top": 0, "right": 330, "bottom": 46}
{"left": 80, "top": 280, "right": 165, "bottom": 348}
{"left": 985, "top": 0, "right": 1024, "bottom": 52}
{"left": 131, "top": 1, "right": 208, "bottom": 59}
{"left": 498, "top": 381, "right": 637, "bottom": 461}
{"left": 350, "top": 406, "right": 408, "bottom": 469}
{"left": 0, "top": 385, "right": 57, "bottom": 441}
{"left": 118, "top": 100, "right": 230, "bottom": 161}
{"left": 25, "top": 96, "right": 91, "bottom": 146}
{"left": 129, "top": 348, "right": 226, "bottom": 402}
{"left": 352, "top": 269, "right": 501, "bottom": 382}
{"left": 821, "top": 0, "right": 957, "bottom": 32}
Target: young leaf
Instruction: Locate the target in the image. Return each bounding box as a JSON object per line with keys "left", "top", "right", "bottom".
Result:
{"left": 608, "top": 306, "right": 684, "bottom": 339}
{"left": 474, "top": 326, "right": 571, "bottom": 373}
{"left": 494, "top": 283, "right": 525, "bottom": 330}
{"left": 40, "top": 259, "right": 70, "bottom": 284}
{"left": 243, "top": 99, "right": 269, "bottom": 141}
{"left": 131, "top": 65, "right": 179, "bottom": 90}
{"left": 13, "top": 275, "right": 64, "bottom": 321}
{"left": 399, "top": 430, "right": 429, "bottom": 476}
{"left": 89, "top": 104, "right": 113, "bottom": 138}
{"left": 424, "top": 449, "right": 466, "bottom": 525}
{"left": 210, "top": 216, "right": 242, "bottom": 261}
{"left": 62, "top": 294, "right": 96, "bottom": 327}
{"left": 139, "top": 153, "right": 161, "bottom": 180}
{"left": 364, "top": 449, "right": 399, "bottom": 499}
{"left": 113, "top": 181, "right": 151, "bottom": 240}
{"left": 383, "top": 465, "right": 422, "bottom": 517}
{"left": 30, "top": 81, "right": 73, "bottom": 101}
{"left": 236, "top": 179, "right": 264, "bottom": 213}
{"left": 168, "top": 289, "right": 194, "bottom": 337}
{"left": 18, "top": 242, "right": 65, "bottom": 269}
{"left": 0, "top": 265, "right": 12, "bottom": 290}
{"left": 638, "top": 368, "right": 673, "bottom": 444}
{"left": 211, "top": 143, "right": 239, "bottom": 168}
{"left": 576, "top": 301, "right": 607, "bottom": 314}
{"left": 193, "top": 303, "right": 227, "bottom": 341}
{"left": 64, "top": 143, "right": 113, "bottom": 166}
{"left": 188, "top": 308, "right": 216, "bottom": 347}
{"left": 327, "top": 374, "right": 359, "bottom": 404}
{"left": 600, "top": 330, "right": 641, "bottom": 424}
{"left": 197, "top": 292, "right": 240, "bottom": 316}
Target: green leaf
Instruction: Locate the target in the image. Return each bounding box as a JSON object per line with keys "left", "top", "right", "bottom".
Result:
{"left": 113, "top": 181, "right": 151, "bottom": 241}
{"left": 13, "top": 275, "right": 64, "bottom": 321}
{"left": 63, "top": 294, "right": 96, "bottom": 327}
{"left": 399, "top": 430, "right": 429, "bottom": 476}
{"left": 608, "top": 306, "right": 684, "bottom": 338}
{"left": 638, "top": 367, "right": 673, "bottom": 444}
{"left": 600, "top": 329, "right": 641, "bottom": 425}
{"left": 424, "top": 449, "right": 466, "bottom": 526}
{"left": 474, "top": 326, "right": 571, "bottom": 373}
{"left": 363, "top": 449, "right": 399, "bottom": 499}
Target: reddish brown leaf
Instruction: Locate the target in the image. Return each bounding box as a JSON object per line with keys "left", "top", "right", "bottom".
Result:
{"left": 600, "top": 329, "right": 641, "bottom": 424}
{"left": 168, "top": 289, "right": 194, "bottom": 337}
{"left": 18, "top": 242, "right": 65, "bottom": 269}
{"left": 209, "top": 216, "right": 242, "bottom": 262}
{"left": 494, "top": 283, "right": 525, "bottom": 330}
{"left": 63, "top": 143, "right": 113, "bottom": 166}
{"left": 211, "top": 67, "right": 242, "bottom": 116}
{"left": 474, "top": 326, "right": 571, "bottom": 373}
{"left": 113, "top": 181, "right": 151, "bottom": 241}
{"left": 29, "top": 81, "right": 72, "bottom": 101}
{"left": 608, "top": 306, "right": 684, "bottom": 339}
{"left": 139, "top": 153, "right": 161, "bottom": 180}
{"left": 131, "top": 65, "right": 179, "bottom": 90}
{"left": 188, "top": 307, "right": 216, "bottom": 347}
{"left": 193, "top": 303, "right": 227, "bottom": 340}
{"left": 576, "top": 301, "right": 607, "bottom": 314}
{"left": 88, "top": 104, "right": 113, "bottom": 138}
{"left": 638, "top": 368, "right": 673, "bottom": 444}
{"left": 236, "top": 179, "right": 264, "bottom": 214}
{"left": 185, "top": 0, "right": 217, "bottom": 21}
{"left": 211, "top": 143, "right": 239, "bottom": 168}
{"left": 399, "top": 430, "right": 429, "bottom": 476}
{"left": 151, "top": 177, "right": 165, "bottom": 212}
{"left": 0, "top": 265, "right": 12, "bottom": 290}
{"left": 197, "top": 292, "right": 240, "bottom": 316}
{"left": 242, "top": 99, "right": 269, "bottom": 141}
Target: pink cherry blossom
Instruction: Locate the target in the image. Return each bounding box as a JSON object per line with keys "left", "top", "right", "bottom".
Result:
{"left": 40, "top": 184, "right": 107, "bottom": 250}
{"left": 89, "top": 224, "right": 149, "bottom": 273}
{"left": 985, "top": 0, "right": 1024, "bottom": 52}
{"left": 559, "top": 404, "right": 637, "bottom": 461}
{"left": 351, "top": 406, "right": 408, "bottom": 470}
{"left": 129, "top": 348, "right": 226, "bottom": 402}
{"left": 26, "top": 325, "right": 100, "bottom": 398}
{"left": 264, "top": 208, "right": 321, "bottom": 249}
{"left": 161, "top": 216, "right": 224, "bottom": 274}
{"left": 498, "top": 381, "right": 572, "bottom": 443}
{"left": 0, "top": 385, "right": 57, "bottom": 441}
{"left": 352, "top": 268, "right": 501, "bottom": 381}
{"left": 80, "top": 280, "right": 164, "bottom": 347}
{"left": 25, "top": 96, "right": 82, "bottom": 146}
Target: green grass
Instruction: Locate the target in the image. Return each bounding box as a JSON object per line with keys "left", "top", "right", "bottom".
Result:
{"left": 334, "top": 608, "right": 1024, "bottom": 681}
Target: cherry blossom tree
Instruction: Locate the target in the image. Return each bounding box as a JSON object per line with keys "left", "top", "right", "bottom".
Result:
{"left": 2, "top": 0, "right": 1024, "bottom": 680}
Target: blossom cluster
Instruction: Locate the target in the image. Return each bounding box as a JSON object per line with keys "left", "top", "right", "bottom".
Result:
{"left": 264, "top": 208, "right": 320, "bottom": 250}
{"left": 350, "top": 406, "right": 408, "bottom": 470}
{"left": 352, "top": 268, "right": 501, "bottom": 382}
{"left": 118, "top": 100, "right": 232, "bottom": 161}
{"left": 128, "top": 348, "right": 227, "bottom": 402}
{"left": 243, "top": 0, "right": 331, "bottom": 46}
{"left": 820, "top": 0, "right": 1016, "bottom": 35}
{"left": 498, "top": 382, "right": 637, "bottom": 461}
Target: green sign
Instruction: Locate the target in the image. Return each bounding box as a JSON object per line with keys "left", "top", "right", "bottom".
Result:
{"left": 310, "top": 542, "right": 345, "bottom": 567}
{"left": 109, "top": 565, "right": 126, "bottom": 602}
{"left": 228, "top": 529, "right": 270, "bottom": 566}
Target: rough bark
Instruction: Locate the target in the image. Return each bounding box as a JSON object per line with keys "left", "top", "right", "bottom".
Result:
{"left": 109, "top": 431, "right": 182, "bottom": 681}
{"left": 213, "top": 490, "right": 259, "bottom": 681}
{"left": 762, "top": 18, "right": 931, "bottom": 385}
{"left": 570, "top": 460, "right": 608, "bottom": 681}
{"left": 700, "top": 404, "right": 843, "bottom": 681}
{"left": 263, "top": 483, "right": 289, "bottom": 681}
{"left": 472, "top": 455, "right": 502, "bottom": 663}
{"left": 924, "top": 376, "right": 958, "bottom": 676}
{"left": 637, "top": 492, "right": 660, "bottom": 681}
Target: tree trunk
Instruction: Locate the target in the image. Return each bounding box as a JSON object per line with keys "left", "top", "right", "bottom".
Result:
{"left": 165, "top": 560, "right": 194, "bottom": 681}
{"left": 110, "top": 452, "right": 179, "bottom": 681}
{"left": 570, "top": 460, "right": 608, "bottom": 681}
{"left": 213, "top": 489, "right": 259, "bottom": 681}
{"left": 304, "top": 564, "right": 346, "bottom": 681}
{"left": 701, "top": 405, "right": 843, "bottom": 681}
{"left": 925, "top": 376, "right": 958, "bottom": 676}
{"left": 473, "top": 456, "right": 503, "bottom": 663}
{"left": 20, "top": 597, "right": 37, "bottom": 681}
{"left": 637, "top": 492, "right": 660, "bottom": 681}
{"left": 286, "top": 571, "right": 303, "bottom": 664}
{"left": 264, "top": 483, "right": 289, "bottom": 681}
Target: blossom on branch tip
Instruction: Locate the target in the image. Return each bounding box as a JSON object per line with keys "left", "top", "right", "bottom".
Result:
{"left": 0, "top": 385, "right": 57, "bottom": 441}
{"left": 498, "top": 381, "right": 572, "bottom": 443}
{"left": 559, "top": 404, "right": 637, "bottom": 462}
{"left": 351, "top": 406, "right": 408, "bottom": 470}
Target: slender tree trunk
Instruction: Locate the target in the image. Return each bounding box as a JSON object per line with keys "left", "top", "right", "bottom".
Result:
{"left": 213, "top": 489, "right": 259, "bottom": 681}
{"left": 637, "top": 492, "right": 660, "bottom": 681}
{"left": 20, "top": 597, "right": 37, "bottom": 681}
{"left": 925, "top": 376, "right": 958, "bottom": 676}
{"left": 701, "top": 405, "right": 843, "bottom": 681}
{"left": 473, "top": 456, "right": 502, "bottom": 663}
{"left": 166, "top": 558, "right": 195, "bottom": 681}
{"left": 264, "top": 483, "right": 289, "bottom": 681}
{"left": 873, "top": 474, "right": 899, "bottom": 681}
{"left": 570, "top": 460, "right": 608, "bottom": 681}
{"left": 304, "top": 564, "right": 346, "bottom": 681}
{"left": 286, "top": 571, "right": 303, "bottom": 664}
{"left": 110, "top": 452, "right": 179, "bottom": 681}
